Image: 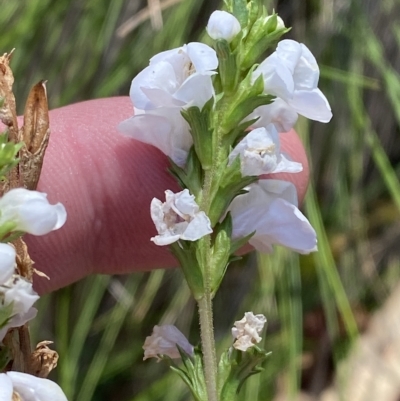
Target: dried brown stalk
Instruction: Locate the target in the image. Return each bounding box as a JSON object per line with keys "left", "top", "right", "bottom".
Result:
{"left": 19, "top": 80, "right": 50, "bottom": 191}
{"left": 0, "top": 51, "right": 58, "bottom": 377}
{"left": 29, "top": 341, "right": 59, "bottom": 378}
{"left": 116, "top": 0, "right": 183, "bottom": 37}
{"left": 0, "top": 51, "right": 18, "bottom": 141}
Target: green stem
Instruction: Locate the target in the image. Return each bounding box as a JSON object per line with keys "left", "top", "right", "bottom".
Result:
{"left": 198, "top": 294, "right": 218, "bottom": 401}
{"left": 196, "top": 136, "right": 223, "bottom": 401}
{"left": 196, "top": 97, "right": 232, "bottom": 401}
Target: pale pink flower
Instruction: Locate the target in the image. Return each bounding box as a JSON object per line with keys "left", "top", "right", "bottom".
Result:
{"left": 151, "top": 189, "right": 212, "bottom": 246}
{"left": 143, "top": 325, "right": 194, "bottom": 361}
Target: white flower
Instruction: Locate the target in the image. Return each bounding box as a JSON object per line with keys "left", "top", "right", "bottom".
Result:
{"left": 0, "top": 243, "right": 15, "bottom": 284}
{"left": 228, "top": 125, "right": 302, "bottom": 176}
{"left": 229, "top": 179, "right": 317, "bottom": 254}
{"left": 150, "top": 189, "right": 212, "bottom": 246}
{"left": 232, "top": 312, "right": 267, "bottom": 351}
{"left": 0, "top": 371, "right": 68, "bottom": 401}
{"left": 131, "top": 42, "right": 217, "bottom": 110}
{"left": 206, "top": 10, "right": 241, "bottom": 42}
{"left": 0, "top": 188, "right": 67, "bottom": 236}
{"left": 0, "top": 275, "right": 39, "bottom": 341}
{"left": 119, "top": 42, "right": 218, "bottom": 166}
{"left": 251, "top": 39, "right": 332, "bottom": 132}
{"left": 143, "top": 325, "right": 194, "bottom": 361}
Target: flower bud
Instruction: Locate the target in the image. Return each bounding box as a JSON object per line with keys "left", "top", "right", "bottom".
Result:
{"left": 0, "top": 188, "right": 67, "bottom": 236}
{"left": 206, "top": 10, "right": 241, "bottom": 43}
{"left": 264, "top": 14, "right": 285, "bottom": 31}
{"left": 143, "top": 325, "right": 194, "bottom": 361}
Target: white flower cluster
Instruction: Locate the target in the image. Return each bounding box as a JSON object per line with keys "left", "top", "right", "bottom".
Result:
{"left": 0, "top": 188, "right": 67, "bottom": 340}
{"left": 119, "top": 42, "right": 218, "bottom": 167}
{"left": 119, "top": 11, "right": 329, "bottom": 254}
{"left": 0, "top": 371, "right": 67, "bottom": 401}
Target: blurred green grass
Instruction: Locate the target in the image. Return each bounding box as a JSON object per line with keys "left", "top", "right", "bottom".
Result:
{"left": 2, "top": 0, "right": 400, "bottom": 399}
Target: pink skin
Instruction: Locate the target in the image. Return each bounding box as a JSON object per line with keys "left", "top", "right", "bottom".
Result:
{"left": 5, "top": 97, "right": 309, "bottom": 294}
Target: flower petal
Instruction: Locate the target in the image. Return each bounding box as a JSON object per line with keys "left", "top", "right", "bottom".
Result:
{"left": 232, "top": 312, "right": 267, "bottom": 352}
{"left": 174, "top": 73, "right": 215, "bottom": 108}
{"left": 292, "top": 43, "right": 320, "bottom": 90}
{"left": 0, "top": 373, "right": 13, "bottom": 401}
{"left": 288, "top": 88, "right": 332, "bottom": 122}
{"left": 150, "top": 189, "right": 212, "bottom": 246}
{"left": 0, "top": 189, "right": 67, "bottom": 236}
{"left": 229, "top": 180, "right": 316, "bottom": 254}
{"left": 253, "top": 53, "right": 294, "bottom": 100}
{"left": 182, "top": 211, "right": 213, "bottom": 241}
{"left": 7, "top": 371, "right": 68, "bottom": 401}
{"left": 229, "top": 125, "right": 302, "bottom": 176}
{"left": 185, "top": 42, "right": 218, "bottom": 73}
{"left": 0, "top": 243, "right": 15, "bottom": 285}
{"left": 248, "top": 98, "right": 299, "bottom": 133}
{"left": 18, "top": 200, "right": 66, "bottom": 235}
{"left": 173, "top": 190, "right": 199, "bottom": 216}
{"left": 119, "top": 108, "right": 192, "bottom": 166}
{"left": 130, "top": 61, "right": 178, "bottom": 110}
{"left": 143, "top": 325, "right": 194, "bottom": 361}
{"left": 249, "top": 198, "right": 317, "bottom": 254}
{"left": 275, "top": 39, "right": 303, "bottom": 74}
{"left": 3, "top": 276, "right": 39, "bottom": 316}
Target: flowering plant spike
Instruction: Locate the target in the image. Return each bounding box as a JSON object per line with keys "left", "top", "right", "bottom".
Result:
{"left": 120, "top": 1, "right": 332, "bottom": 400}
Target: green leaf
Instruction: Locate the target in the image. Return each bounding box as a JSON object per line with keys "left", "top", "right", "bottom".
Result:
{"left": 181, "top": 99, "right": 214, "bottom": 171}
{"left": 208, "top": 157, "right": 258, "bottom": 225}
{"left": 169, "top": 346, "right": 207, "bottom": 401}
{"left": 222, "top": 117, "right": 259, "bottom": 149}
{"left": 241, "top": 13, "right": 291, "bottom": 70}
{"left": 0, "top": 343, "right": 11, "bottom": 371}
{"left": 219, "top": 346, "right": 272, "bottom": 401}
{"left": 0, "top": 302, "right": 14, "bottom": 330}
{"left": 210, "top": 214, "right": 233, "bottom": 295}
{"left": 168, "top": 147, "right": 203, "bottom": 196}
{"left": 170, "top": 242, "right": 204, "bottom": 299}
{"left": 215, "top": 39, "right": 239, "bottom": 94}
{"left": 0, "top": 133, "right": 23, "bottom": 179}
{"left": 220, "top": 72, "right": 274, "bottom": 134}
{"left": 226, "top": 0, "right": 248, "bottom": 27}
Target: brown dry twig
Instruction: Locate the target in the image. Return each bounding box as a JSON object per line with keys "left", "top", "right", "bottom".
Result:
{"left": 117, "top": 0, "right": 184, "bottom": 37}
{"left": 0, "top": 51, "right": 58, "bottom": 378}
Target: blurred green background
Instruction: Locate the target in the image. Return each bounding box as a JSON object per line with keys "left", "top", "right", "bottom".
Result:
{"left": 2, "top": 0, "right": 400, "bottom": 400}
